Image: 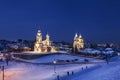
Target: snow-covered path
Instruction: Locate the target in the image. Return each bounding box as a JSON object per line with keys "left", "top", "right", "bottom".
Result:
{"left": 68, "top": 57, "right": 120, "bottom": 80}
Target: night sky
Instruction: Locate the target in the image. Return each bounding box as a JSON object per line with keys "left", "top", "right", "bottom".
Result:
{"left": 0, "top": 0, "right": 120, "bottom": 43}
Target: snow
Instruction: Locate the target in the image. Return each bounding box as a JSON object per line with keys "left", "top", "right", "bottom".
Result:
{"left": 12, "top": 54, "right": 103, "bottom": 63}
{"left": 0, "top": 61, "right": 97, "bottom": 80}
{"left": 102, "top": 48, "right": 115, "bottom": 55}
{"left": 79, "top": 48, "right": 116, "bottom": 55}
{"left": 18, "top": 51, "right": 57, "bottom": 54}
{"left": 67, "top": 56, "right": 120, "bottom": 80}
{"left": 0, "top": 54, "right": 120, "bottom": 80}
{"left": 102, "top": 51, "right": 114, "bottom": 55}
{"left": 105, "top": 48, "right": 113, "bottom": 51}
{"left": 79, "top": 48, "right": 101, "bottom": 54}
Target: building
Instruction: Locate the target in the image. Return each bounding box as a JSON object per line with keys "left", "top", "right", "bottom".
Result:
{"left": 34, "top": 29, "right": 57, "bottom": 53}
{"left": 73, "top": 33, "right": 84, "bottom": 51}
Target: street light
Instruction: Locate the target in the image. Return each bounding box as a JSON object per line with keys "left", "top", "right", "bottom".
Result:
{"left": 0, "top": 60, "right": 4, "bottom": 80}
{"left": 2, "top": 65, "right": 4, "bottom": 80}
{"left": 53, "top": 59, "right": 57, "bottom": 73}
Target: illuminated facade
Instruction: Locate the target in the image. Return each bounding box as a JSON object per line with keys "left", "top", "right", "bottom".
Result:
{"left": 34, "top": 29, "right": 57, "bottom": 53}
{"left": 73, "top": 33, "right": 84, "bottom": 51}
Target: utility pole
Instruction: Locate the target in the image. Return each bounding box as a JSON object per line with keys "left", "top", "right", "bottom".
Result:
{"left": 2, "top": 66, "right": 4, "bottom": 80}
{"left": 53, "top": 59, "right": 57, "bottom": 73}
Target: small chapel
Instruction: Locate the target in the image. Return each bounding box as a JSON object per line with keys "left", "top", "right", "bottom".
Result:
{"left": 34, "top": 29, "right": 57, "bottom": 53}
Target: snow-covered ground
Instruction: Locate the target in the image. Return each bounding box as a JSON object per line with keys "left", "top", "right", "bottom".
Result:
{"left": 67, "top": 56, "right": 120, "bottom": 80}
{"left": 0, "top": 61, "right": 97, "bottom": 80}
{"left": 13, "top": 54, "right": 104, "bottom": 63}
{"left": 0, "top": 54, "right": 119, "bottom": 80}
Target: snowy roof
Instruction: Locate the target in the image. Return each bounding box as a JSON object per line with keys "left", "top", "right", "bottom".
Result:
{"left": 102, "top": 51, "right": 114, "bottom": 54}
{"left": 105, "top": 48, "right": 113, "bottom": 51}
{"left": 79, "top": 48, "right": 101, "bottom": 54}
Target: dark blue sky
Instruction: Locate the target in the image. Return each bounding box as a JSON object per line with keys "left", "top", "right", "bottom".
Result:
{"left": 0, "top": 0, "right": 120, "bottom": 43}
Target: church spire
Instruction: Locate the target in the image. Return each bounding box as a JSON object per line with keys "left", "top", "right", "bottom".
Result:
{"left": 75, "top": 33, "right": 78, "bottom": 38}
{"left": 74, "top": 33, "right": 78, "bottom": 40}
{"left": 79, "top": 34, "right": 82, "bottom": 38}
{"left": 38, "top": 27, "right": 41, "bottom": 33}
{"left": 37, "top": 27, "right": 42, "bottom": 36}
{"left": 46, "top": 33, "right": 50, "bottom": 39}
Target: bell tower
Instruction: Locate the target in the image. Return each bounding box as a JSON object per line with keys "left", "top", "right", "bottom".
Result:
{"left": 36, "top": 29, "right": 42, "bottom": 43}
{"left": 45, "top": 33, "right": 50, "bottom": 46}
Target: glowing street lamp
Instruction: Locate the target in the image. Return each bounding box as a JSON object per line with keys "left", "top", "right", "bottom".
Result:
{"left": 0, "top": 60, "right": 4, "bottom": 80}
{"left": 53, "top": 59, "right": 57, "bottom": 73}
{"left": 2, "top": 65, "right": 4, "bottom": 80}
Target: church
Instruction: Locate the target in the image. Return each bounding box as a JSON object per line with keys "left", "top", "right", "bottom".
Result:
{"left": 34, "top": 29, "right": 57, "bottom": 53}
{"left": 73, "top": 33, "right": 84, "bottom": 51}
